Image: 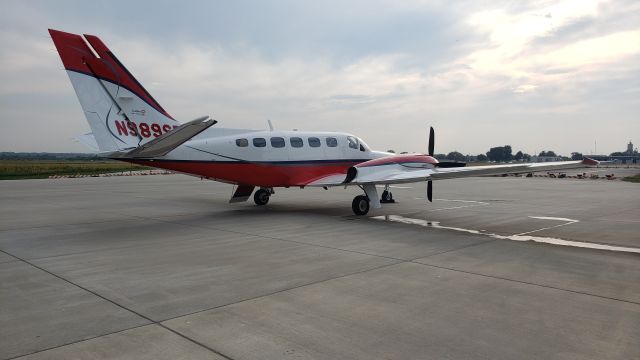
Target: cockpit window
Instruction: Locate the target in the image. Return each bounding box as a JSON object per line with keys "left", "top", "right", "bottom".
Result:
{"left": 253, "top": 138, "right": 266, "bottom": 147}
{"left": 357, "top": 138, "right": 370, "bottom": 152}
{"left": 326, "top": 137, "right": 338, "bottom": 147}
{"left": 347, "top": 136, "right": 358, "bottom": 149}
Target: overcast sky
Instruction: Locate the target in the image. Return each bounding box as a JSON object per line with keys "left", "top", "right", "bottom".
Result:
{"left": 1, "top": 0, "right": 638, "bottom": 155}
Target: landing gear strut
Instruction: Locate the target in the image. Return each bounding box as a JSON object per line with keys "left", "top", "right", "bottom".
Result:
{"left": 254, "top": 188, "right": 273, "bottom": 206}
{"left": 352, "top": 195, "right": 370, "bottom": 215}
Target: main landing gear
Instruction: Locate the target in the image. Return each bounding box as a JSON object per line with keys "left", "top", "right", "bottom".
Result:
{"left": 351, "top": 185, "right": 394, "bottom": 215}
{"left": 352, "top": 195, "right": 370, "bottom": 215}
{"left": 254, "top": 188, "right": 273, "bottom": 206}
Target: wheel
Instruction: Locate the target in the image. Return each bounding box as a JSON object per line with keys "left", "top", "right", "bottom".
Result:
{"left": 254, "top": 189, "right": 270, "bottom": 206}
{"left": 380, "top": 190, "right": 394, "bottom": 203}
{"left": 352, "top": 195, "right": 370, "bottom": 215}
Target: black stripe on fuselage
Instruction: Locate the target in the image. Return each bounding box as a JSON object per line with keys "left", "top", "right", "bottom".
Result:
{"left": 67, "top": 69, "right": 175, "bottom": 121}
{"left": 115, "top": 158, "right": 370, "bottom": 166}
{"left": 106, "top": 51, "right": 172, "bottom": 117}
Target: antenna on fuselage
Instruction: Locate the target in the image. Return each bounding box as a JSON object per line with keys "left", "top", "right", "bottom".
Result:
{"left": 267, "top": 119, "right": 274, "bottom": 131}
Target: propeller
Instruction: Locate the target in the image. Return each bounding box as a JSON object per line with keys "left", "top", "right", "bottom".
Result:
{"left": 426, "top": 126, "right": 466, "bottom": 202}
{"left": 428, "top": 127, "right": 435, "bottom": 156}
{"left": 427, "top": 126, "right": 434, "bottom": 202}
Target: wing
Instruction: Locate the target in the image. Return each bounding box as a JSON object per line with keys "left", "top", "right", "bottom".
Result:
{"left": 308, "top": 157, "right": 599, "bottom": 186}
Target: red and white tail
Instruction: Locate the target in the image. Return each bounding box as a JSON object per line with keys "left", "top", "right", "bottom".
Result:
{"left": 49, "top": 29, "right": 179, "bottom": 153}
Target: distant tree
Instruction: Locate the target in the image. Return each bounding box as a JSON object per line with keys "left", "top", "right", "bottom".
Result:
{"left": 486, "top": 145, "right": 513, "bottom": 162}
{"left": 514, "top": 151, "right": 523, "bottom": 161}
{"left": 539, "top": 150, "right": 557, "bottom": 157}
{"left": 446, "top": 151, "right": 466, "bottom": 162}
{"left": 505, "top": 145, "right": 513, "bottom": 161}
{"left": 434, "top": 153, "right": 447, "bottom": 160}
{"left": 523, "top": 153, "right": 531, "bottom": 162}
{"left": 610, "top": 152, "right": 625, "bottom": 156}
{"left": 486, "top": 148, "right": 500, "bottom": 162}
{"left": 387, "top": 150, "right": 395, "bottom": 153}
{"left": 571, "top": 152, "right": 583, "bottom": 160}
{"left": 476, "top": 154, "right": 488, "bottom": 162}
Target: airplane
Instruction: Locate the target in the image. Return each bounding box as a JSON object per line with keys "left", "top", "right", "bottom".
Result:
{"left": 49, "top": 29, "right": 600, "bottom": 215}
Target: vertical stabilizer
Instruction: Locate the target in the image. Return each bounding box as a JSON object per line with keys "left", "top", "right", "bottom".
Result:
{"left": 49, "top": 29, "right": 179, "bottom": 152}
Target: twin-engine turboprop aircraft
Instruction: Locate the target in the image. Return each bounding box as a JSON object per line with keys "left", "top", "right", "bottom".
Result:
{"left": 49, "top": 29, "right": 599, "bottom": 215}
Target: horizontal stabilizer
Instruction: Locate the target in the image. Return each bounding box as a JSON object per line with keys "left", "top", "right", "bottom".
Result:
{"left": 72, "top": 133, "right": 99, "bottom": 151}
{"left": 124, "top": 116, "right": 216, "bottom": 158}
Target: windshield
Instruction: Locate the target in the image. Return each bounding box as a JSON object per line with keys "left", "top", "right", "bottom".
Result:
{"left": 357, "top": 137, "right": 370, "bottom": 152}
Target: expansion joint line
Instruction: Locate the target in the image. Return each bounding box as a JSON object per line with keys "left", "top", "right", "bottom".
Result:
{"left": 0, "top": 249, "right": 235, "bottom": 360}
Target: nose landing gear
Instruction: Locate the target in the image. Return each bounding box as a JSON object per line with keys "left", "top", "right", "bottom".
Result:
{"left": 380, "top": 185, "right": 395, "bottom": 203}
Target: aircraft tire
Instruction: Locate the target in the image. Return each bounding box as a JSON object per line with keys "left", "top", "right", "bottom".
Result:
{"left": 254, "top": 189, "right": 270, "bottom": 206}
{"left": 352, "top": 195, "right": 370, "bottom": 215}
{"left": 380, "top": 190, "right": 394, "bottom": 203}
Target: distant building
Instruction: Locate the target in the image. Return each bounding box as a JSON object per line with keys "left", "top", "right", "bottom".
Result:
{"left": 604, "top": 140, "right": 639, "bottom": 164}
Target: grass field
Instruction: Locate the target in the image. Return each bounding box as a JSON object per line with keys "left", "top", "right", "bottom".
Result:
{"left": 0, "top": 160, "right": 151, "bottom": 180}
{"left": 622, "top": 174, "right": 640, "bottom": 183}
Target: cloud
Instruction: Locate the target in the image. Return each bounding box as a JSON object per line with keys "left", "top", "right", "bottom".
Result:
{"left": 513, "top": 84, "right": 538, "bottom": 94}
{"left": 0, "top": 0, "right": 638, "bottom": 155}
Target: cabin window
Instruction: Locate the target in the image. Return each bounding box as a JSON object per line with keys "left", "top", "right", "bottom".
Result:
{"left": 326, "top": 137, "right": 338, "bottom": 147}
{"left": 235, "top": 138, "right": 248, "bottom": 147}
{"left": 253, "top": 138, "right": 266, "bottom": 147}
{"left": 271, "top": 137, "right": 285, "bottom": 148}
{"left": 308, "top": 137, "right": 321, "bottom": 147}
{"left": 347, "top": 136, "right": 358, "bottom": 149}
{"left": 290, "top": 137, "right": 303, "bottom": 148}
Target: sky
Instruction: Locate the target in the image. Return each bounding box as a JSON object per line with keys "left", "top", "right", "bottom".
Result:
{"left": 0, "top": 0, "right": 638, "bottom": 156}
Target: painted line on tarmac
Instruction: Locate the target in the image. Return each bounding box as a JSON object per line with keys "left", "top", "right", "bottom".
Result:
{"left": 412, "top": 198, "right": 490, "bottom": 211}
{"left": 514, "top": 216, "right": 579, "bottom": 236}
{"left": 372, "top": 215, "right": 640, "bottom": 254}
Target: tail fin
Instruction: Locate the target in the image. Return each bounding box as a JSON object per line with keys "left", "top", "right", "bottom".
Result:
{"left": 49, "top": 29, "right": 179, "bottom": 153}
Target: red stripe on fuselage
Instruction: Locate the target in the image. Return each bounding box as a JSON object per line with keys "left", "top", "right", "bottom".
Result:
{"left": 129, "top": 160, "right": 360, "bottom": 187}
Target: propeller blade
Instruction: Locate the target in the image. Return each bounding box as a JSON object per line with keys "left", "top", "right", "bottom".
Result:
{"left": 435, "top": 161, "right": 466, "bottom": 168}
{"left": 427, "top": 180, "right": 433, "bottom": 202}
{"left": 428, "top": 127, "right": 435, "bottom": 156}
